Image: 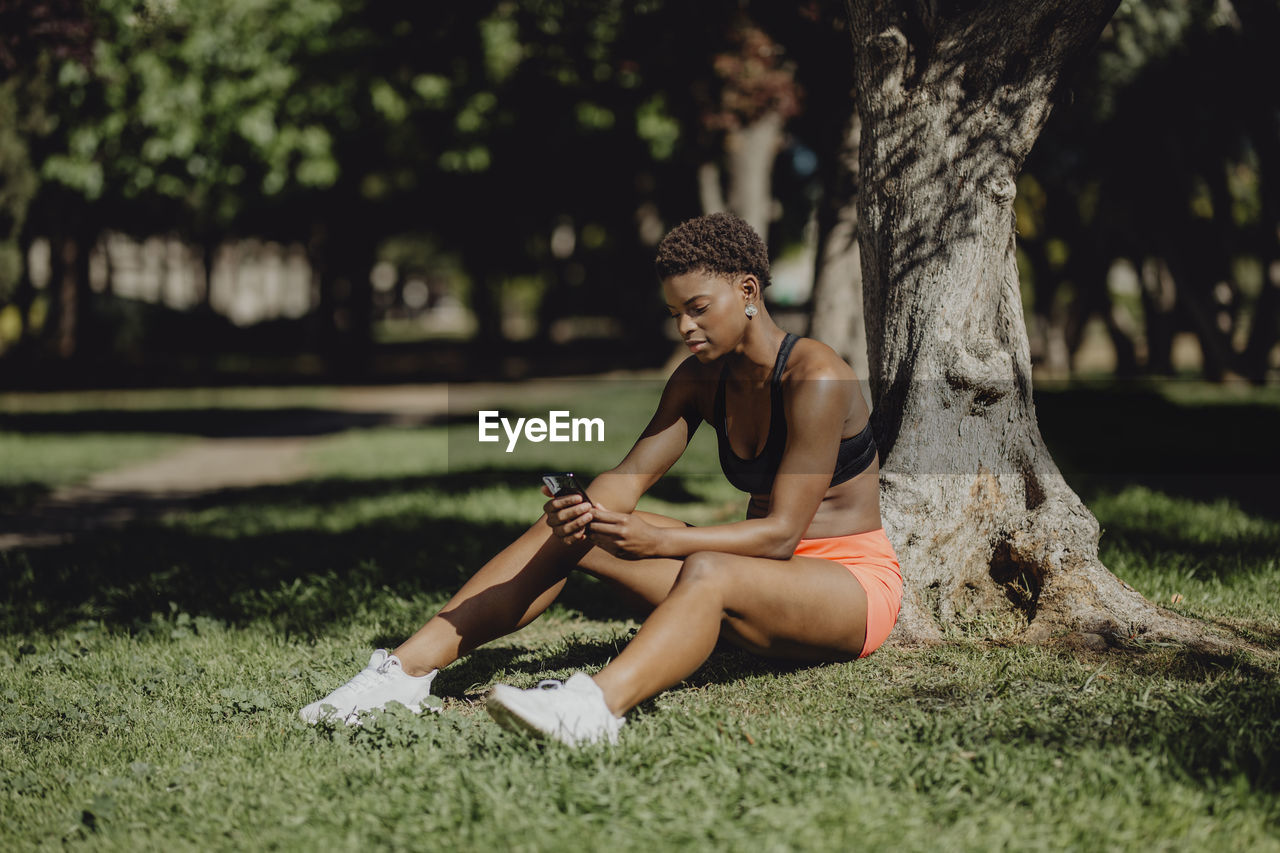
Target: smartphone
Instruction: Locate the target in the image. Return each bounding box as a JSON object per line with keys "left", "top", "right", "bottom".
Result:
{"left": 542, "top": 472, "right": 592, "bottom": 505}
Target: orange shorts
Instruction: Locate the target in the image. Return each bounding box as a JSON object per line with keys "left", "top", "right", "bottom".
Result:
{"left": 793, "top": 528, "right": 903, "bottom": 658}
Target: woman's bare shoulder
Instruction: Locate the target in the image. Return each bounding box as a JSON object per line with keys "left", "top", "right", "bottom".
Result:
{"left": 786, "top": 336, "right": 858, "bottom": 383}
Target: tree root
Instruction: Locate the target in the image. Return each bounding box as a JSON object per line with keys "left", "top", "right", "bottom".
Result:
{"left": 880, "top": 469, "right": 1240, "bottom": 654}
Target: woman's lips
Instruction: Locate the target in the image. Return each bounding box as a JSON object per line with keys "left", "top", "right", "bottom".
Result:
{"left": 686, "top": 340, "right": 707, "bottom": 353}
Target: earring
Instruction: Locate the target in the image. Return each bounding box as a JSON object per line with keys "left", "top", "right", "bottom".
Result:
{"left": 744, "top": 304, "right": 758, "bottom": 318}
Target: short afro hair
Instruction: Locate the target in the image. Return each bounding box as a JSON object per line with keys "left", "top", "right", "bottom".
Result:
{"left": 654, "top": 212, "right": 771, "bottom": 288}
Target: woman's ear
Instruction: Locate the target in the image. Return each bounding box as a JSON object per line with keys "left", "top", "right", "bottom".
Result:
{"left": 739, "top": 274, "right": 760, "bottom": 303}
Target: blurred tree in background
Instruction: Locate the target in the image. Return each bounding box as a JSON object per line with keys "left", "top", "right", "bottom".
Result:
{"left": 0, "top": 0, "right": 1275, "bottom": 385}
{"left": 1018, "top": 0, "right": 1280, "bottom": 381}
{"left": 0, "top": 0, "right": 92, "bottom": 363}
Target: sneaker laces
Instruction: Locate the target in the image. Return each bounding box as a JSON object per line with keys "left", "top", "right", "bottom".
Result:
{"left": 342, "top": 658, "right": 396, "bottom": 692}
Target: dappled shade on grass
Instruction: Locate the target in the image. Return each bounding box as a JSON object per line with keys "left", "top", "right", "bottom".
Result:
{"left": 1034, "top": 381, "right": 1280, "bottom": 519}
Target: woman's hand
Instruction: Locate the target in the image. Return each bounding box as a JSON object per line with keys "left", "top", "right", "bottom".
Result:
{"left": 541, "top": 486, "right": 594, "bottom": 545}
{"left": 587, "top": 505, "right": 665, "bottom": 559}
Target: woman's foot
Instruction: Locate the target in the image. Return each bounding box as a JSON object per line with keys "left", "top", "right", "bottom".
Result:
{"left": 486, "top": 673, "right": 625, "bottom": 745}
{"left": 299, "top": 649, "right": 439, "bottom": 725}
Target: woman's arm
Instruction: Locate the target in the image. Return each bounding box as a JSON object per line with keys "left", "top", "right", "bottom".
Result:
{"left": 589, "top": 360, "right": 851, "bottom": 560}
{"left": 546, "top": 357, "right": 704, "bottom": 542}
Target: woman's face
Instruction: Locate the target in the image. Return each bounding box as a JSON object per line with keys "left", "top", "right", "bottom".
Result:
{"left": 661, "top": 271, "right": 753, "bottom": 361}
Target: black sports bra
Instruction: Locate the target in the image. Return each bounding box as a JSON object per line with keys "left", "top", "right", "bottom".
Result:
{"left": 712, "top": 333, "right": 877, "bottom": 495}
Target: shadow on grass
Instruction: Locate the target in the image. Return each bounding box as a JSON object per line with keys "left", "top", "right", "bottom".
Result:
{"left": 0, "top": 464, "right": 724, "bottom": 637}
{"left": 426, "top": 637, "right": 638, "bottom": 696}
{"left": 4, "top": 465, "right": 1278, "bottom": 640}
{"left": 882, "top": 644, "right": 1280, "bottom": 793}
{"left": 0, "top": 407, "right": 475, "bottom": 437}
{"left": 1095, "top": 520, "right": 1280, "bottom": 582}
{"left": 1091, "top": 645, "right": 1277, "bottom": 684}
{"left": 366, "top": 628, "right": 795, "bottom": 710}
{"left": 0, "top": 465, "right": 714, "bottom": 550}
{"left": 0, "top": 483, "right": 53, "bottom": 515}
{"left": 1, "top": 516, "right": 505, "bottom": 637}
{"left": 1007, "top": 672, "right": 1280, "bottom": 793}
{"left": 1034, "top": 384, "right": 1280, "bottom": 519}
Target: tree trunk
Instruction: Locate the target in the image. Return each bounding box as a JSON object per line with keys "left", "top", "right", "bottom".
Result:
{"left": 47, "top": 232, "right": 91, "bottom": 360}
{"left": 724, "top": 110, "right": 784, "bottom": 242}
{"left": 1241, "top": 250, "right": 1279, "bottom": 381}
{"left": 470, "top": 271, "right": 503, "bottom": 349}
{"left": 847, "top": 0, "right": 1216, "bottom": 648}
{"left": 1066, "top": 239, "right": 1139, "bottom": 377}
{"left": 1021, "top": 237, "right": 1071, "bottom": 375}
{"left": 1136, "top": 256, "right": 1177, "bottom": 375}
{"left": 1161, "top": 224, "right": 1238, "bottom": 381}
{"left": 100, "top": 233, "right": 114, "bottom": 297}
{"left": 342, "top": 238, "right": 375, "bottom": 376}
{"left": 201, "top": 236, "right": 217, "bottom": 311}
{"left": 11, "top": 230, "right": 37, "bottom": 350}
{"left": 1236, "top": 0, "right": 1280, "bottom": 382}
{"left": 808, "top": 109, "right": 870, "bottom": 386}
{"left": 698, "top": 161, "right": 727, "bottom": 216}
{"left": 1102, "top": 288, "right": 1141, "bottom": 378}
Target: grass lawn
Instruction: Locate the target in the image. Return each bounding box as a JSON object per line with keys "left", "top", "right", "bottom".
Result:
{"left": 2, "top": 380, "right": 1278, "bottom": 851}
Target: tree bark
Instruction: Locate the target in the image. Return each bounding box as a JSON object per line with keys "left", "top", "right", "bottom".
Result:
{"left": 846, "top": 0, "right": 1216, "bottom": 648}
{"left": 808, "top": 109, "right": 870, "bottom": 385}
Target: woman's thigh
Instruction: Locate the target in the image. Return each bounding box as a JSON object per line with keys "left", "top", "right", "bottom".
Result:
{"left": 683, "top": 551, "right": 869, "bottom": 661}
{"left": 576, "top": 519, "right": 869, "bottom": 659}
{"left": 574, "top": 511, "right": 688, "bottom": 611}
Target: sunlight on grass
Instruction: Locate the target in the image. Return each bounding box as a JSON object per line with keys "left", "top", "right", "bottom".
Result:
{"left": 1094, "top": 486, "right": 1280, "bottom": 546}
{"left": 1093, "top": 484, "right": 1280, "bottom": 634}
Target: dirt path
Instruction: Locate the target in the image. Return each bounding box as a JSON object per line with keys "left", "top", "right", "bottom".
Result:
{"left": 0, "top": 384, "right": 456, "bottom": 550}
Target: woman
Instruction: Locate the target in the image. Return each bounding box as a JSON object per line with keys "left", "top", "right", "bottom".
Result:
{"left": 300, "top": 213, "right": 901, "bottom": 745}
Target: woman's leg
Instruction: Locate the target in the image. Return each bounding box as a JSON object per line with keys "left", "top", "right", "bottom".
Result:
{"left": 392, "top": 512, "right": 687, "bottom": 676}
{"left": 592, "top": 551, "right": 868, "bottom": 715}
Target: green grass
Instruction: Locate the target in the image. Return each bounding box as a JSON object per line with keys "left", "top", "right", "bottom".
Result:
{"left": 2, "top": 380, "right": 1279, "bottom": 851}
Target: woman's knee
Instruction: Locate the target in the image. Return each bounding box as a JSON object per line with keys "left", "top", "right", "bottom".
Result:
{"left": 675, "top": 551, "right": 733, "bottom": 591}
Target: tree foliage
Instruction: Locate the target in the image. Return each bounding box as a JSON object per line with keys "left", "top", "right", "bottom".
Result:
{"left": 0, "top": 0, "right": 1274, "bottom": 381}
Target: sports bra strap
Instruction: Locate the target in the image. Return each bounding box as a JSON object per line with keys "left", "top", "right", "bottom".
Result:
{"left": 770, "top": 333, "right": 798, "bottom": 384}
{"left": 714, "top": 332, "right": 796, "bottom": 423}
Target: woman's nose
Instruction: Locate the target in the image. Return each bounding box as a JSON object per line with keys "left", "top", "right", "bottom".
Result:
{"left": 677, "top": 314, "right": 697, "bottom": 336}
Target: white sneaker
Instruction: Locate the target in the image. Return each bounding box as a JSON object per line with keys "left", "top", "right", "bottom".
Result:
{"left": 299, "top": 649, "right": 439, "bottom": 726}
{"left": 486, "top": 673, "right": 625, "bottom": 746}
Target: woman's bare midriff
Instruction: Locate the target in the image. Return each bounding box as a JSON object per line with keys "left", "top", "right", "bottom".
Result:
{"left": 746, "top": 463, "right": 882, "bottom": 539}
